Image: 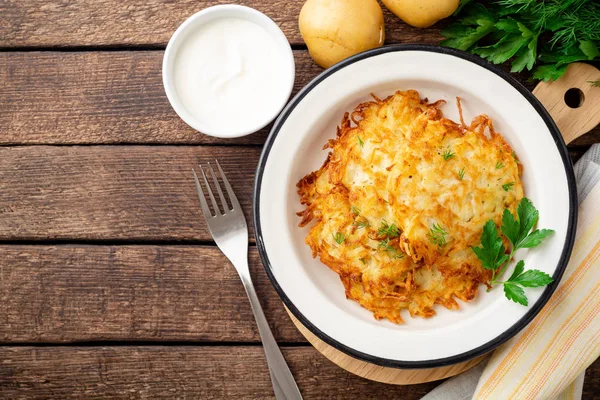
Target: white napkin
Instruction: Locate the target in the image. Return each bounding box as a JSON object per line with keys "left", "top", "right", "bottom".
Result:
{"left": 422, "top": 144, "right": 600, "bottom": 400}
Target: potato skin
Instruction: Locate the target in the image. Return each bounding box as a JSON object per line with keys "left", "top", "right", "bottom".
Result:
{"left": 382, "top": 0, "right": 459, "bottom": 28}
{"left": 299, "top": 0, "right": 385, "bottom": 69}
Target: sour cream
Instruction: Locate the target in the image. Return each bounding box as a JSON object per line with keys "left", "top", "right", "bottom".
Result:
{"left": 171, "top": 16, "right": 293, "bottom": 136}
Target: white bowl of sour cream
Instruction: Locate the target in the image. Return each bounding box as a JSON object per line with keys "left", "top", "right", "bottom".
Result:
{"left": 163, "top": 5, "right": 295, "bottom": 138}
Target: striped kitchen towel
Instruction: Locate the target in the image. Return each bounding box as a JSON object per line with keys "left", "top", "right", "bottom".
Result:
{"left": 422, "top": 144, "right": 600, "bottom": 400}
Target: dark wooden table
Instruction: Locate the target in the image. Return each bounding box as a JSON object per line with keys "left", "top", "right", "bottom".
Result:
{"left": 1, "top": 1, "right": 599, "bottom": 398}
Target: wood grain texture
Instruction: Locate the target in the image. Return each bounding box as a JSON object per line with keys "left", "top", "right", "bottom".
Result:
{"left": 0, "top": 51, "right": 321, "bottom": 145}
{"left": 0, "top": 347, "right": 598, "bottom": 398}
{"left": 0, "top": 245, "right": 304, "bottom": 343}
{"left": 1, "top": 0, "right": 442, "bottom": 47}
{"left": 0, "top": 146, "right": 260, "bottom": 241}
{"left": 1, "top": 51, "right": 599, "bottom": 146}
{"left": 0, "top": 346, "right": 443, "bottom": 399}
{"left": 0, "top": 146, "right": 591, "bottom": 241}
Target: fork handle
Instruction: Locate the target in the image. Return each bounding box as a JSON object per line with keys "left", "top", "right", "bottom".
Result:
{"left": 239, "top": 273, "right": 303, "bottom": 400}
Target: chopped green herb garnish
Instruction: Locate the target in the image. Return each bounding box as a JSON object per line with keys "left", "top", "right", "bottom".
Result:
{"left": 353, "top": 218, "right": 370, "bottom": 229}
{"left": 502, "top": 182, "right": 515, "bottom": 191}
{"left": 378, "top": 220, "right": 400, "bottom": 239}
{"left": 332, "top": 232, "right": 346, "bottom": 244}
{"left": 589, "top": 80, "right": 600, "bottom": 87}
{"left": 472, "top": 198, "right": 554, "bottom": 305}
{"left": 351, "top": 205, "right": 361, "bottom": 216}
{"left": 359, "top": 257, "right": 367, "bottom": 265}
{"left": 428, "top": 223, "right": 448, "bottom": 246}
{"left": 377, "top": 238, "right": 404, "bottom": 259}
{"left": 442, "top": 148, "right": 455, "bottom": 161}
{"left": 357, "top": 136, "right": 364, "bottom": 147}
{"left": 495, "top": 161, "right": 504, "bottom": 169}
{"left": 458, "top": 167, "right": 466, "bottom": 180}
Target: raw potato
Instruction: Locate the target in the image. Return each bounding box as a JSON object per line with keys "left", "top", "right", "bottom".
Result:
{"left": 299, "top": 0, "right": 385, "bottom": 68}
{"left": 382, "top": 0, "right": 459, "bottom": 28}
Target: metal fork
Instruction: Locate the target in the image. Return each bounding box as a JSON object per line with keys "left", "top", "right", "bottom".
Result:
{"left": 192, "top": 161, "right": 302, "bottom": 400}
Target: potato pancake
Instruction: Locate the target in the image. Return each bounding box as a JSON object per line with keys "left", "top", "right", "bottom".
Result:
{"left": 297, "top": 90, "right": 523, "bottom": 323}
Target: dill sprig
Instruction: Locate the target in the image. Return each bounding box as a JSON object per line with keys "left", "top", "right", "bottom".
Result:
{"left": 332, "top": 232, "right": 346, "bottom": 244}
{"left": 357, "top": 136, "right": 364, "bottom": 147}
{"left": 377, "top": 238, "right": 404, "bottom": 259}
{"left": 458, "top": 167, "right": 466, "bottom": 180}
{"left": 442, "top": 148, "right": 455, "bottom": 161}
{"left": 353, "top": 218, "right": 370, "bottom": 229}
{"left": 495, "top": 161, "right": 505, "bottom": 169}
{"left": 350, "top": 206, "right": 361, "bottom": 216}
{"left": 502, "top": 182, "right": 515, "bottom": 191}
{"left": 428, "top": 223, "right": 448, "bottom": 247}
{"left": 589, "top": 80, "right": 600, "bottom": 87}
{"left": 441, "top": 0, "right": 600, "bottom": 81}
{"left": 378, "top": 220, "right": 400, "bottom": 238}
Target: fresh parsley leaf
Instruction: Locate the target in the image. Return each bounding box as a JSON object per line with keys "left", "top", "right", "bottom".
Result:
{"left": 440, "top": 4, "right": 496, "bottom": 51}
{"left": 502, "top": 182, "right": 515, "bottom": 191}
{"left": 580, "top": 40, "right": 600, "bottom": 60}
{"left": 378, "top": 220, "right": 400, "bottom": 238}
{"left": 518, "top": 229, "right": 554, "bottom": 248}
{"left": 442, "top": 1, "right": 600, "bottom": 81}
{"left": 357, "top": 136, "right": 364, "bottom": 147}
{"left": 511, "top": 35, "right": 537, "bottom": 72}
{"left": 473, "top": 198, "right": 555, "bottom": 306}
{"left": 332, "top": 232, "right": 345, "bottom": 244}
{"left": 472, "top": 220, "right": 507, "bottom": 270}
{"left": 508, "top": 268, "right": 553, "bottom": 287}
{"left": 533, "top": 64, "right": 568, "bottom": 82}
{"left": 507, "top": 259, "right": 525, "bottom": 281}
{"left": 504, "top": 283, "right": 528, "bottom": 306}
{"left": 516, "top": 197, "right": 538, "bottom": 239}
{"left": 501, "top": 208, "right": 520, "bottom": 246}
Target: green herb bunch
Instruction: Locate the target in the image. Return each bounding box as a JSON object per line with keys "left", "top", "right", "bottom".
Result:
{"left": 472, "top": 197, "right": 554, "bottom": 305}
{"left": 441, "top": 0, "right": 600, "bottom": 82}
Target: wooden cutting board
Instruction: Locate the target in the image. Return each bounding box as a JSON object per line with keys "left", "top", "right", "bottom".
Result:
{"left": 287, "top": 62, "right": 600, "bottom": 385}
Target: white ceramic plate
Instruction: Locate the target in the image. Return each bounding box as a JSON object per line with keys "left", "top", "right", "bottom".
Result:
{"left": 254, "top": 45, "right": 577, "bottom": 368}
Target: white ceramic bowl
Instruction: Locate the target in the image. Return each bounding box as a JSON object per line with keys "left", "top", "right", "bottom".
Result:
{"left": 254, "top": 45, "right": 577, "bottom": 368}
{"left": 162, "top": 5, "right": 295, "bottom": 138}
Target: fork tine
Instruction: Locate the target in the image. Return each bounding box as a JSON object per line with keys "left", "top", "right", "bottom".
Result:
{"left": 192, "top": 169, "right": 214, "bottom": 217}
{"left": 207, "top": 162, "right": 230, "bottom": 211}
{"left": 215, "top": 160, "right": 241, "bottom": 210}
{"left": 199, "top": 165, "right": 222, "bottom": 215}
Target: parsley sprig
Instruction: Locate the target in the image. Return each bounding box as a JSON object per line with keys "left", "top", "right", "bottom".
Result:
{"left": 441, "top": 0, "right": 600, "bottom": 82}
{"left": 472, "top": 198, "right": 554, "bottom": 305}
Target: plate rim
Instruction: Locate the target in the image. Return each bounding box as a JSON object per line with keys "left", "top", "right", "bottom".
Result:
{"left": 253, "top": 44, "right": 578, "bottom": 369}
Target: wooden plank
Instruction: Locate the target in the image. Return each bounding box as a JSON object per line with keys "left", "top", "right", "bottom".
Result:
{"left": 0, "top": 346, "right": 598, "bottom": 399}
{"left": 0, "top": 346, "right": 443, "bottom": 399}
{"left": 0, "top": 245, "right": 305, "bottom": 343}
{"left": 1, "top": 1, "right": 442, "bottom": 47}
{"left": 1, "top": 51, "right": 599, "bottom": 146}
{"left": 0, "top": 146, "right": 592, "bottom": 241}
{"left": 0, "top": 146, "right": 260, "bottom": 241}
{"left": 0, "top": 51, "right": 321, "bottom": 145}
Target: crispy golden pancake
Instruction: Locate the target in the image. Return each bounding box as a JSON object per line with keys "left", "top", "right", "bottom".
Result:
{"left": 297, "top": 90, "right": 523, "bottom": 323}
